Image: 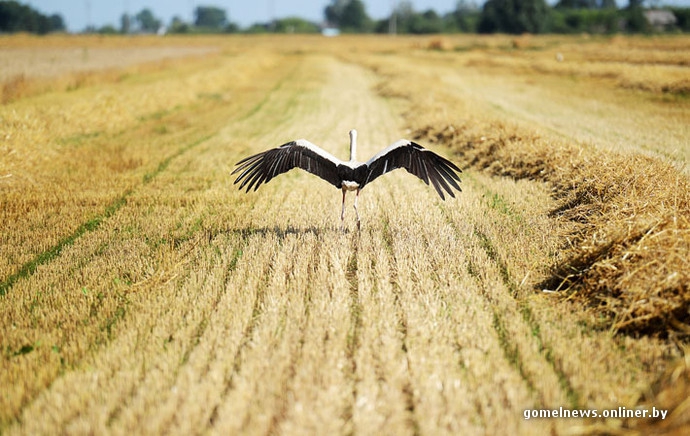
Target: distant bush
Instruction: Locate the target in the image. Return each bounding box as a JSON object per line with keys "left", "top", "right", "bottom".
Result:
{"left": 272, "top": 17, "right": 320, "bottom": 34}
{"left": 549, "top": 8, "right": 620, "bottom": 33}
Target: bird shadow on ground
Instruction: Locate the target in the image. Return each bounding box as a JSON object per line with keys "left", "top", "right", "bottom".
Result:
{"left": 207, "top": 224, "right": 360, "bottom": 242}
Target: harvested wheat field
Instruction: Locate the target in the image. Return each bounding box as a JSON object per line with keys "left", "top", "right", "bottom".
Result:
{"left": 1, "top": 34, "right": 689, "bottom": 435}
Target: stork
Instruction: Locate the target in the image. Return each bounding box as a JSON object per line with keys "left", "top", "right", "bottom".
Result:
{"left": 232, "top": 129, "right": 462, "bottom": 229}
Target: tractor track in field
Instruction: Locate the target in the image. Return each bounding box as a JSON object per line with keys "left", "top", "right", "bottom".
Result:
{"left": 207, "top": 238, "right": 263, "bottom": 428}
{"left": 381, "top": 218, "right": 422, "bottom": 436}
{"left": 457, "top": 183, "right": 581, "bottom": 413}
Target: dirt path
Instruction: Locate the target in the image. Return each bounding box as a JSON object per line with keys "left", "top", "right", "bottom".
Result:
{"left": 2, "top": 47, "right": 674, "bottom": 435}
{"left": 0, "top": 46, "right": 218, "bottom": 81}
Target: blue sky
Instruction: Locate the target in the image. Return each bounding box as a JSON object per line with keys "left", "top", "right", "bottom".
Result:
{"left": 23, "top": 0, "right": 690, "bottom": 32}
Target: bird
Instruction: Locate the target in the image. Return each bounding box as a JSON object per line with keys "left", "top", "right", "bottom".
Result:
{"left": 232, "top": 129, "right": 462, "bottom": 229}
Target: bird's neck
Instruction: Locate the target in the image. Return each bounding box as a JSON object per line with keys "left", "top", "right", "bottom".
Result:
{"left": 349, "top": 135, "right": 357, "bottom": 162}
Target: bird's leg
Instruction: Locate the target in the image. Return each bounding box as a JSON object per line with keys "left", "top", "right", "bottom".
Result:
{"left": 354, "top": 189, "right": 361, "bottom": 231}
{"left": 340, "top": 188, "right": 347, "bottom": 231}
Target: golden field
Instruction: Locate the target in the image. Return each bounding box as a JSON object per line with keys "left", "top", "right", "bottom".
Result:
{"left": 1, "top": 33, "right": 689, "bottom": 435}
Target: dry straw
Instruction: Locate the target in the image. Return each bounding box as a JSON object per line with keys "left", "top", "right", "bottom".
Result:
{"left": 411, "top": 121, "right": 690, "bottom": 338}
{"left": 2, "top": 33, "right": 689, "bottom": 434}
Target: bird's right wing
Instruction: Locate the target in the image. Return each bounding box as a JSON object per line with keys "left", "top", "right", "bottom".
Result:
{"left": 232, "top": 139, "right": 344, "bottom": 192}
{"left": 363, "top": 139, "right": 462, "bottom": 200}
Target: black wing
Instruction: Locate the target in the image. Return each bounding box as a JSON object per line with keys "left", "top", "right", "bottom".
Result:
{"left": 232, "top": 139, "right": 344, "bottom": 192}
{"left": 362, "top": 140, "right": 462, "bottom": 200}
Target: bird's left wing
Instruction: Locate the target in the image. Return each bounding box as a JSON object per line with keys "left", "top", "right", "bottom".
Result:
{"left": 232, "top": 139, "right": 344, "bottom": 192}
{"left": 363, "top": 139, "right": 462, "bottom": 200}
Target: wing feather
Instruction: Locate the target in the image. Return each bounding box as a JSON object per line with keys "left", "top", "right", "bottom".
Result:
{"left": 417, "top": 157, "right": 430, "bottom": 185}
{"left": 362, "top": 139, "right": 462, "bottom": 200}
{"left": 232, "top": 139, "right": 343, "bottom": 192}
{"left": 435, "top": 162, "right": 462, "bottom": 192}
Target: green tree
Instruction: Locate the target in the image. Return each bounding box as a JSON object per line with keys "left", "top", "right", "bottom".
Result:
{"left": 550, "top": 7, "right": 620, "bottom": 33}
{"left": 48, "top": 14, "right": 65, "bottom": 32}
{"left": 169, "top": 16, "right": 190, "bottom": 34}
{"left": 413, "top": 10, "right": 445, "bottom": 33}
{"left": 324, "top": 0, "right": 370, "bottom": 31}
{"left": 556, "top": 0, "right": 617, "bottom": 8}
{"left": 341, "top": 0, "right": 369, "bottom": 31}
{"left": 478, "top": 0, "right": 550, "bottom": 34}
{"left": 556, "top": 0, "right": 598, "bottom": 8}
{"left": 194, "top": 6, "right": 227, "bottom": 30}
{"left": 452, "top": 0, "right": 480, "bottom": 32}
{"left": 135, "top": 8, "right": 161, "bottom": 33}
{"left": 625, "top": 0, "right": 648, "bottom": 32}
{"left": 399, "top": 9, "right": 445, "bottom": 34}
{"left": 670, "top": 7, "right": 690, "bottom": 32}
{"left": 324, "top": 0, "right": 348, "bottom": 25}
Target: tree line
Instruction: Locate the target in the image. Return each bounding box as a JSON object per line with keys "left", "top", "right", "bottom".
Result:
{"left": 0, "top": 0, "right": 65, "bottom": 34}
{"left": 321, "top": 0, "right": 688, "bottom": 34}
{"left": 2, "top": 0, "right": 689, "bottom": 35}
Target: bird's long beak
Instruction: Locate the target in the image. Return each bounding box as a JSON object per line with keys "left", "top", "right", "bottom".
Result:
{"left": 349, "top": 129, "right": 357, "bottom": 162}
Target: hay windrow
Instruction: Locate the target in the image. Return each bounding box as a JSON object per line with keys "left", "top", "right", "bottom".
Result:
{"left": 411, "top": 120, "right": 690, "bottom": 337}
{"left": 400, "top": 76, "right": 690, "bottom": 434}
